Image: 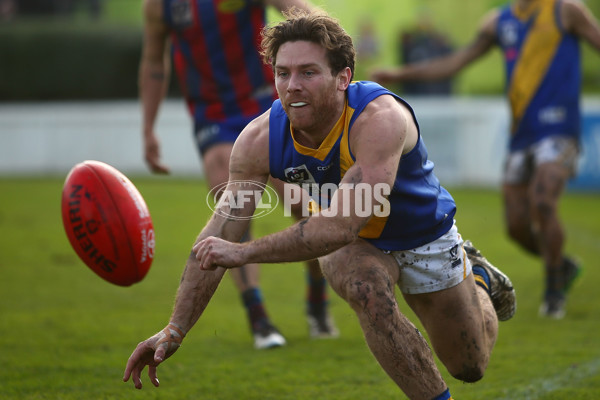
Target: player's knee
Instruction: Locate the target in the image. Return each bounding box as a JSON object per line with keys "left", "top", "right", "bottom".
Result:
{"left": 533, "top": 199, "right": 555, "bottom": 221}
{"left": 444, "top": 350, "right": 488, "bottom": 383}
{"left": 506, "top": 223, "right": 522, "bottom": 242}
{"left": 450, "top": 364, "right": 485, "bottom": 383}
{"left": 506, "top": 218, "right": 531, "bottom": 245}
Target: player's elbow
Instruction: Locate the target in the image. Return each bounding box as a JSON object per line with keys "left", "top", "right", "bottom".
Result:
{"left": 324, "top": 228, "right": 357, "bottom": 253}
{"left": 334, "top": 218, "right": 362, "bottom": 244}
{"left": 318, "top": 217, "right": 360, "bottom": 251}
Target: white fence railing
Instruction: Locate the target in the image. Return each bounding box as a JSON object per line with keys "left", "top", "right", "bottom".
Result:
{"left": 1, "top": 97, "right": 599, "bottom": 190}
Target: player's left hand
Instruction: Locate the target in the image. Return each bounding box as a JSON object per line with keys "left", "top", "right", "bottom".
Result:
{"left": 123, "top": 325, "right": 184, "bottom": 389}
{"left": 193, "top": 236, "right": 246, "bottom": 270}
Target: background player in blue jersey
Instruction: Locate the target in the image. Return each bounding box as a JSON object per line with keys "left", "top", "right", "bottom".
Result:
{"left": 138, "top": 0, "right": 338, "bottom": 350}
{"left": 371, "top": 0, "right": 600, "bottom": 319}
{"left": 124, "top": 10, "right": 516, "bottom": 399}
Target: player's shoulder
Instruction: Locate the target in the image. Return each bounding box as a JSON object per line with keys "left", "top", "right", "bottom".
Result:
{"left": 232, "top": 110, "right": 271, "bottom": 164}
{"left": 360, "top": 92, "right": 406, "bottom": 118}
{"left": 347, "top": 81, "right": 401, "bottom": 117}
{"left": 352, "top": 93, "right": 413, "bottom": 149}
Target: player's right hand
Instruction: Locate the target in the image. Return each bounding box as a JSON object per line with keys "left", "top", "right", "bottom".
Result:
{"left": 144, "top": 133, "right": 171, "bottom": 174}
{"left": 123, "top": 324, "right": 184, "bottom": 389}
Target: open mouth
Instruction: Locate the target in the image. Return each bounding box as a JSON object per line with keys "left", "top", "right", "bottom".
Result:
{"left": 290, "top": 102, "right": 308, "bottom": 107}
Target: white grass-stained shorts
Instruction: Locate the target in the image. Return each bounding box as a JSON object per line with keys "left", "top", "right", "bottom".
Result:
{"left": 389, "top": 223, "right": 471, "bottom": 295}
{"left": 503, "top": 135, "right": 579, "bottom": 184}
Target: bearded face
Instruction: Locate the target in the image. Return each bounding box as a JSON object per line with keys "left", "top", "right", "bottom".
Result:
{"left": 274, "top": 41, "right": 349, "bottom": 141}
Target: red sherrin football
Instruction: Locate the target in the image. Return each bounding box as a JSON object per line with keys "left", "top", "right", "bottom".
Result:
{"left": 61, "top": 160, "right": 155, "bottom": 286}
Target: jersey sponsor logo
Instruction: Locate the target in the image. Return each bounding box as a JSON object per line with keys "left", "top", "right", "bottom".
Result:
{"left": 499, "top": 20, "right": 519, "bottom": 47}
{"left": 538, "top": 106, "right": 566, "bottom": 125}
{"left": 284, "top": 164, "right": 316, "bottom": 184}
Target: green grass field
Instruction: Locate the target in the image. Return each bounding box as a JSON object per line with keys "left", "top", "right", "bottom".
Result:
{"left": 1, "top": 178, "right": 599, "bottom": 399}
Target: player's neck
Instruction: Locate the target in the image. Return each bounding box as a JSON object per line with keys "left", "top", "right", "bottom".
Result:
{"left": 514, "top": 0, "right": 542, "bottom": 19}
{"left": 291, "top": 102, "right": 345, "bottom": 149}
{"left": 292, "top": 127, "right": 330, "bottom": 149}
{"left": 515, "top": 0, "right": 541, "bottom": 12}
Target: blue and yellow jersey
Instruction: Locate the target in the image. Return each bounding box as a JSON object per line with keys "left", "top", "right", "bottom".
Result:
{"left": 496, "top": 0, "right": 581, "bottom": 151}
{"left": 163, "top": 0, "right": 276, "bottom": 124}
{"left": 268, "top": 81, "right": 456, "bottom": 251}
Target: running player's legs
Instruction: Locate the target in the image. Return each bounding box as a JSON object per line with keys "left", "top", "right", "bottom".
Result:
{"left": 529, "top": 136, "right": 579, "bottom": 317}
{"left": 502, "top": 135, "right": 578, "bottom": 259}
{"left": 530, "top": 161, "right": 569, "bottom": 282}
{"left": 529, "top": 136, "right": 578, "bottom": 276}
{"left": 504, "top": 135, "right": 580, "bottom": 317}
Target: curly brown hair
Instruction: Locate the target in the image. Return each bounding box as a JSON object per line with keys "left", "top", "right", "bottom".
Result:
{"left": 260, "top": 8, "right": 356, "bottom": 80}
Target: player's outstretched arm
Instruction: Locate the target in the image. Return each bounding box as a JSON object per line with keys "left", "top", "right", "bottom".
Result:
{"left": 562, "top": 0, "right": 600, "bottom": 51}
{"left": 162, "top": 113, "right": 271, "bottom": 338}
{"left": 123, "top": 113, "right": 270, "bottom": 389}
{"left": 370, "top": 9, "right": 498, "bottom": 84}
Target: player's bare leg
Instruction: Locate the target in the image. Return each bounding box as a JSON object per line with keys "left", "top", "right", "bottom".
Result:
{"left": 203, "top": 143, "right": 284, "bottom": 348}
{"left": 529, "top": 161, "right": 577, "bottom": 318}
{"left": 504, "top": 158, "right": 579, "bottom": 318}
{"left": 304, "top": 257, "right": 339, "bottom": 338}
{"left": 530, "top": 161, "right": 567, "bottom": 286}
{"left": 503, "top": 161, "right": 569, "bottom": 266}
{"left": 404, "top": 274, "right": 498, "bottom": 382}
{"left": 503, "top": 182, "right": 539, "bottom": 255}
{"left": 319, "top": 239, "right": 447, "bottom": 399}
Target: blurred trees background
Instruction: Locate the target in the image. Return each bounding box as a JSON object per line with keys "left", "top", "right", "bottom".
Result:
{"left": 0, "top": 0, "right": 148, "bottom": 100}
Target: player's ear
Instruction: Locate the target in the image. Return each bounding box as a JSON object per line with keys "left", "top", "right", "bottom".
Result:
{"left": 337, "top": 67, "right": 352, "bottom": 91}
